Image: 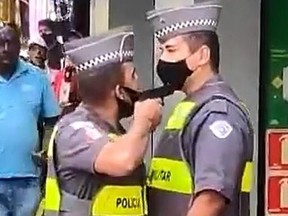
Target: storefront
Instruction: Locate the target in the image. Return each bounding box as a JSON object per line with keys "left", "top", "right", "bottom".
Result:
{"left": 261, "top": 0, "right": 288, "bottom": 215}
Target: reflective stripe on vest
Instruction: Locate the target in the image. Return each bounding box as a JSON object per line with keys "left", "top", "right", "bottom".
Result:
{"left": 45, "top": 126, "right": 61, "bottom": 216}
{"left": 147, "top": 157, "right": 253, "bottom": 194}
{"left": 44, "top": 126, "right": 146, "bottom": 216}
{"left": 147, "top": 100, "right": 253, "bottom": 194}
{"left": 147, "top": 158, "right": 193, "bottom": 194}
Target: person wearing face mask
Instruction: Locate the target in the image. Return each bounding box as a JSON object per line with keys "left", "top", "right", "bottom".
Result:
{"left": 38, "top": 19, "right": 54, "bottom": 36}
{"left": 146, "top": 2, "right": 254, "bottom": 216}
{"left": 43, "top": 25, "right": 162, "bottom": 216}
{"left": 38, "top": 19, "right": 64, "bottom": 71}
{"left": 38, "top": 19, "right": 58, "bottom": 50}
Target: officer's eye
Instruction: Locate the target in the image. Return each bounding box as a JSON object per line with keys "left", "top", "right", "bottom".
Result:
{"left": 166, "top": 48, "right": 176, "bottom": 53}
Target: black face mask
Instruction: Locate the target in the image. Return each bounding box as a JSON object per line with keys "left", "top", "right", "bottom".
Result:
{"left": 117, "top": 85, "right": 177, "bottom": 118}
{"left": 117, "top": 87, "right": 141, "bottom": 119}
{"left": 156, "top": 58, "right": 193, "bottom": 90}
{"left": 41, "top": 33, "right": 56, "bottom": 48}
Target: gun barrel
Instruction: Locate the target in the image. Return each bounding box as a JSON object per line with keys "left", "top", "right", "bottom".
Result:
{"left": 139, "top": 85, "right": 175, "bottom": 100}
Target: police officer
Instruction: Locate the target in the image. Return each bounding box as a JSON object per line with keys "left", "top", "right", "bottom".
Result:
{"left": 146, "top": 2, "right": 254, "bottom": 216}
{"left": 43, "top": 26, "right": 162, "bottom": 216}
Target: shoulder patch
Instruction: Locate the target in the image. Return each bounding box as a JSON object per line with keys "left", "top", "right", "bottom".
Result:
{"left": 70, "top": 121, "right": 102, "bottom": 140}
{"left": 209, "top": 120, "right": 233, "bottom": 139}
{"left": 206, "top": 99, "right": 228, "bottom": 114}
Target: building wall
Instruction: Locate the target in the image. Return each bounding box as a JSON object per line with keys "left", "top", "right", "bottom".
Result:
{"left": 109, "top": 0, "right": 154, "bottom": 89}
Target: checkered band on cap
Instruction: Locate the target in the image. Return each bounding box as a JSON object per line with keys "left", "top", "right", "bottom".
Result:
{"left": 76, "top": 50, "right": 133, "bottom": 72}
{"left": 155, "top": 19, "right": 217, "bottom": 39}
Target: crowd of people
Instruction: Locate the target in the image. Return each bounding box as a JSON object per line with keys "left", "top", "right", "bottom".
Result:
{"left": 22, "top": 19, "right": 81, "bottom": 110}
{"left": 0, "top": 1, "right": 254, "bottom": 216}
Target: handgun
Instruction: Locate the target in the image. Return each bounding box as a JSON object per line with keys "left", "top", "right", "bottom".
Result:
{"left": 122, "top": 84, "right": 176, "bottom": 105}
{"left": 139, "top": 84, "right": 176, "bottom": 101}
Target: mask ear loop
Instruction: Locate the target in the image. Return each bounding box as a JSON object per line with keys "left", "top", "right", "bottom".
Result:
{"left": 119, "top": 32, "right": 133, "bottom": 62}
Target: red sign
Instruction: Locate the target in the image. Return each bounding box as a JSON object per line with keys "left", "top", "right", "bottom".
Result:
{"left": 266, "top": 129, "right": 288, "bottom": 215}
{"left": 267, "top": 176, "right": 288, "bottom": 214}
{"left": 266, "top": 129, "right": 288, "bottom": 170}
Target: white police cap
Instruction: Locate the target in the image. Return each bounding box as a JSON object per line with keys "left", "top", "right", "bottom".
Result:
{"left": 64, "top": 25, "right": 134, "bottom": 72}
{"left": 146, "top": 1, "right": 222, "bottom": 42}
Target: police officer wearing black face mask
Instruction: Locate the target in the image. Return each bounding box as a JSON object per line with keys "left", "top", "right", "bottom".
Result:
{"left": 43, "top": 26, "right": 163, "bottom": 216}
{"left": 146, "top": 2, "right": 254, "bottom": 216}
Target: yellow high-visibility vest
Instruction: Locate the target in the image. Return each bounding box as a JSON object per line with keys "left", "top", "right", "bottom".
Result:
{"left": 147, "top": 100, "right": 253, "bottom": 194}
{"left": 44, "top": 126, "right": 147, "bottom": 216}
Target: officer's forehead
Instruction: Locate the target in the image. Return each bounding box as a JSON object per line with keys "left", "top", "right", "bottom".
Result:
{"left": 159, "top": 35, "right": 187, "bottom": 49}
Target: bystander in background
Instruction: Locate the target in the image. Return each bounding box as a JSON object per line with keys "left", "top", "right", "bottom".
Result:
{"left": 0, "top": 22, "right": 59, "bottom": 216}
{"left": 27, "top": 36, "right": 48, "bottom": 71}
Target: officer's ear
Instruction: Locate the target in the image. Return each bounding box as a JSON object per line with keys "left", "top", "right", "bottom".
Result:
{"left": 197, "top": 44, "right": 210, "bottom": 67}
{"left": 114, "top": 85, "right": 125, "bottom": 100}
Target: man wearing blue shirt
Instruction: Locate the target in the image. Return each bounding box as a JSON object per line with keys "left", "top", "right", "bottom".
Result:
{"left": 0, "top": 23, "right": 60, "bottom": 216}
